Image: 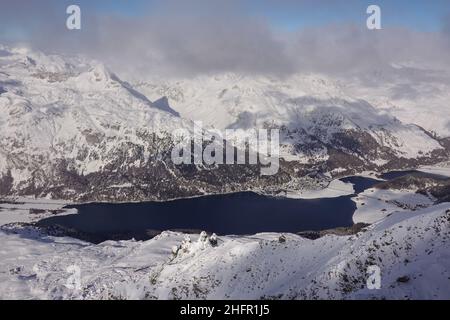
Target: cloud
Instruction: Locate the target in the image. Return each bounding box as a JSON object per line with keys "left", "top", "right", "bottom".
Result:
{"left": 1, "top": 0, "right": 450, "bottom": 79}
{"left": 83, "top": 12, "right": 294, "bottom": 77}
{"left": 289, "top": 25, "right": 450, "bottom": 77}
{"left": 0, "top": 0, "right": 294, "bottom": 77}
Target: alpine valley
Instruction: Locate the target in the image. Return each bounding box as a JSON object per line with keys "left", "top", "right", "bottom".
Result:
{"left": 1, "top": 45, "right": 450, "bottom": 300}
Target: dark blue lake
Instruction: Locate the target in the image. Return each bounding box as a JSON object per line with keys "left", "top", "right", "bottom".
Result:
{"left": 39, "top": 192, "right": 358, "bottom": 241}
{"left": 37, "top": 170, "right": 441, "bottom": 242}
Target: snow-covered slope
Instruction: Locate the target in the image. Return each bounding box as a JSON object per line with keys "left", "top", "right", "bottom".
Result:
{"left": 341, "top": 64, "right": 450, "bottom": 138}
{"left": 353, "top": 188, "right": 434, "bottom": 224}
{"left": 135, "top": 72, "right": 448, "bottom": 169}
{"left": 1, "top": 202, "right": 449, "bottom": 300}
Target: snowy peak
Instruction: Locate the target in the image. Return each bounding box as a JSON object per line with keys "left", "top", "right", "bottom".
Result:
{"left": 0, "top": 46, "right": 182, "bottom": 118}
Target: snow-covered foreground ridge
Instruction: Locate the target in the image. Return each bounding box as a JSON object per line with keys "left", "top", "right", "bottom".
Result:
{"left": 1, "top": 202, "right": 449, "bottom": 300}
{"left": 1, "top": 45, "right": 449, "bottom": 202}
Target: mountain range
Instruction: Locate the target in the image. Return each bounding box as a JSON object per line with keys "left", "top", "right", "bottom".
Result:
{"left": 0, "top": 45, "right": 449, "bottom": 202}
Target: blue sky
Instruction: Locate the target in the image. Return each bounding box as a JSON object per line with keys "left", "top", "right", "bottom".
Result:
{"left": 2, "top": 0, "right": 450, "bottom": 42}
{"left": 66, "top": 0, "right": 450, "bottom": 32}
{"left": 262, "top": 0, "right": 450, "bottom": 32}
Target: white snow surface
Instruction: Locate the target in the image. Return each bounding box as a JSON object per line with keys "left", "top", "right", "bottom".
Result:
{"left": 282, "top": 179, "right": 354, "bottom": 199}
{"left": 352, "top": 188, "right": 435, "bottom": 224}
{"left": 0, "top": 202, "right": 449, "bottom": 300}
{"left": 0, "top": 198, "right": 74, "bottom": 226}
{"left": 418, "top": 163, "right": 450, "bottom": 178}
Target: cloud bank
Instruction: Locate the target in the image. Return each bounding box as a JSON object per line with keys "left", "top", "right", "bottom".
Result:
{"left": 1, "top": 0, "right": 450, "bottom": 79}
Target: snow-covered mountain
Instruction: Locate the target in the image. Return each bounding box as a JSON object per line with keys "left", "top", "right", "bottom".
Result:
{"left": 0, "top": 46, "right": 194, "bottom": 201}
{"left": 0, "top": 46, "right": 287, "bottom": 201}
{"left": 0, "top": 45, "right": 449, "bottom": 202}
{"left": 342, "top": 63, "right": 450, "bottom": 138}
{"left": 136, "top": 73, "right": 449, "bottom": 171}
{"left": 135, "top": 66, "right": 450, "bottom": 137}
